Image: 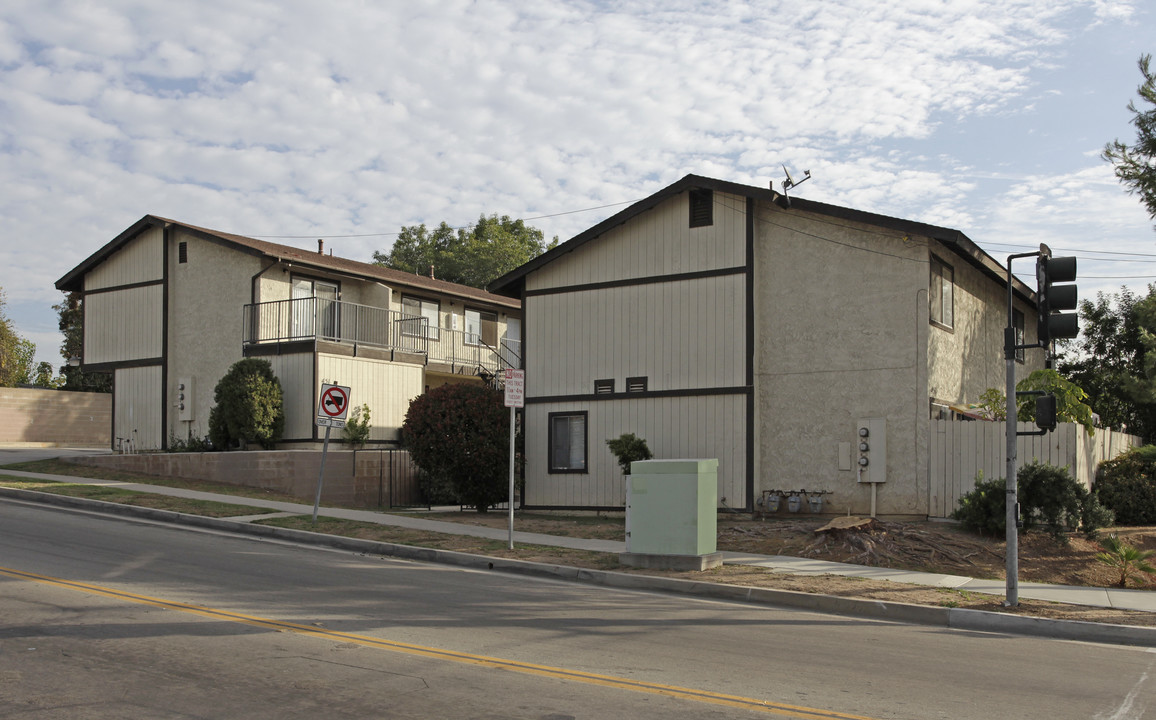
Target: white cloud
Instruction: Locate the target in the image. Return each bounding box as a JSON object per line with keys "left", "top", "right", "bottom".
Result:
{"left": 0, "top": 0, "right": 1151, "bottom": 368}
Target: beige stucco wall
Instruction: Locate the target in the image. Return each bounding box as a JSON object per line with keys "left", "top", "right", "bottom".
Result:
{"left": 925, "top": 239, "right": 1043, "bottom": 407}
{"left": 166, "top": 229, "right": 263, "bottom": 443}
{"left": 753, "top": 203, "right": 931, "bottom": 516}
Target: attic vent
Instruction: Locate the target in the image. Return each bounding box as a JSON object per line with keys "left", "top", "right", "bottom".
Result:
{"left": 689, "top": 189, "right": 713, "bottom": 228}
{"left": 178, "top": 241, "right": 188, "bottom": 264}
{"left": 594, "top": 379, "right": 614, "bottom": 394}
{"left": 626, "top": 376, "right": 648, "bottom": 393}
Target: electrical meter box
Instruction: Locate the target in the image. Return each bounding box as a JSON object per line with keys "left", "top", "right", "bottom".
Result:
{"left": 625, "top": 458, "right": 718, "bottom": 557}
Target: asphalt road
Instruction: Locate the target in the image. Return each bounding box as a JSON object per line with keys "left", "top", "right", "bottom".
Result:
{"left": 2, "top": 500, "right": 1153, "bottom": 720}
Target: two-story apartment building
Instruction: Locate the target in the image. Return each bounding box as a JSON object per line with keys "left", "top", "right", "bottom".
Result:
{"left": 56, "top": 215, "right": 521, "bottom": 451}
{"left": 490, "top": 175, "right": 1042, "bottom": 517}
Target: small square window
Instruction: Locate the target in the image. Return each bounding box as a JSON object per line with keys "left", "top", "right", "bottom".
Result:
{"left": 594, "top": 379, "right": 614, "bottom": 394}
{"left": 549, "top": 411, "right": 588, "bottom": 473}
{"left": 689, "top": 189, "right": 713, "bottom": 228}
{"left": 626, "top": 376, "right": 648, "bottom": 393}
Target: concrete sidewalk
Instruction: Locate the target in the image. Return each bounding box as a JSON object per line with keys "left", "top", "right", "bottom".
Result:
{"left": 4, "top": 467, "right": 1155, "bottom": 614}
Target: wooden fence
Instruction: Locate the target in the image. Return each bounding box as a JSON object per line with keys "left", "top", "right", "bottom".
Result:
{"left": 927, "top": 420, "right": 1141, "bottom": 519}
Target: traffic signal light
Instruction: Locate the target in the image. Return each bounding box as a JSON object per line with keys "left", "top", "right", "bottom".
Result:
{"left": 1036, "top": 248, "right": 1078, "bottom": 345}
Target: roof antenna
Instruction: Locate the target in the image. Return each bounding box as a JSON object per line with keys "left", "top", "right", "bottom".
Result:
{"left": 775, "top": 164, "right": 811, "bottom": 207}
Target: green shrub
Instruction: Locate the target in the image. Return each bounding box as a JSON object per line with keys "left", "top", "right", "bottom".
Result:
{"left": 343, "top": 404, "right": 372, "bottom": 446}
{"left": 953, "top": 463, "right": 1113, "bottom": 539}
{"left": 606, "top": 433, "right": 653, "bottom": 475}
{"left": 951, "top": 472, "right": 1007, "bottom": 536}
{"left": 207, "top": 358, "right": 285, "bottom": 450}
{"left": 1095, "top": 445, "right": 1156, "bottom": 525}
{"left": 1017, "top": 462, "right": 1085, "bottom": 538}
{"left": 401, "top": 383, "right": 508, "bottom": 512}
{"left": 167, "top": 432, "right": 214, "bottom": 453}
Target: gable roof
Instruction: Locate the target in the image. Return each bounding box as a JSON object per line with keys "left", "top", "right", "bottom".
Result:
{"left": 56, "top": 215, "right": 520, "bottom": 310}
{"left": 488, "top": 174, "right": 1035, "bottom": 303}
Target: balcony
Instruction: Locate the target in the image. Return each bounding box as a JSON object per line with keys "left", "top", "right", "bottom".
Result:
{"left": 242, "top": 298, "right": 520, "bottom": 373}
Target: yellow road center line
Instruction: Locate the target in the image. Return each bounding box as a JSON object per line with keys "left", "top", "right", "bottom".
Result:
{"left": 1, "top": 565, "right": 881, "bottom": 720}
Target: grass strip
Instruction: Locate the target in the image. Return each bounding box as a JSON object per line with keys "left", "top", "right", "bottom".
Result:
{"left": 0, "top": 476, "right": 277, "bottom": 518}
{"left": 255, "top": 515, "right": 622, "bottom": 569}
{"left": 0, "top": 458, "right": 305, "bottom": 503}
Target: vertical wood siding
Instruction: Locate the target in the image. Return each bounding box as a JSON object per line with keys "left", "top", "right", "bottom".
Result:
{"left": 526, "top": 274, "right": 744, "bottom": 397}
{"left": 114, "top": 365, "right": 162, "bottom": 451}
{"left": 927, "top": 420, "right": 1141, "bottom": 518}
{"left": 85, "top": 226, "right": 164, "bottom": 290}
{"left": 524, "top": 394, "right": 746, "bottom": 508}
{"left": 267, "top": 353, "right": 315, "bottom": 440}
{"left": 85, "top": 285, "right": 164, "bottom": 363}
{"left": 317, "top": 355, "right": 424, "bottom": 441}
{"left": 526, "top": 191, "right": 746, "bottom": 292}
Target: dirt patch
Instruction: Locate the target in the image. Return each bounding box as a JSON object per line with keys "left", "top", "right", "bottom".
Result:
{"left": 394, "top": 510, "right": 1156, "bottom": 627}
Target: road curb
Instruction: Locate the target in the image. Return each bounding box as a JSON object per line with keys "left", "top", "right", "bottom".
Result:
{"left": 5, "top": 486, "right": 1156, "bottom": 648}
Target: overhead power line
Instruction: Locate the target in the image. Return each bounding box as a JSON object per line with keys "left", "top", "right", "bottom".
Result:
{"left": 248, "top": 199, "right": 644, "bottom": 240}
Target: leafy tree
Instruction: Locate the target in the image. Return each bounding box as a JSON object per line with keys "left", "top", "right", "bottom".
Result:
{"left": 1014, "top": 369, "right": 1095, "bottom": 435}
{"left": 53, "top": 291, "right": 111, "bottom": 392}
{"left": 401, "top": 382, "right": 508, "bottom": 512}
{"left": 1058, "top": 286, "right": 1156, "bottom": 441}
{"left": 33, "top": 362, "right": 59, "bottom": 388}
{"left": 207, "top": 358, "right": 285, "bottom": 450}
{"left": 0, "top": 290, "right": 37, "bottom": 388}
{"left": 976, "top": 370, "right": 1095, "bottom": 433}
{"left": 373, "top": 214, "right": 557, "bottom": 289}
{"left": 1103, "top": 54, "right": 1156, "bottom": 226}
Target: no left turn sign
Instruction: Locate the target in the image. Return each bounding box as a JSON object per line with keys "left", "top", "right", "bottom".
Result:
{"left": 316, "top": 383, "right": 351, "bottom": 427}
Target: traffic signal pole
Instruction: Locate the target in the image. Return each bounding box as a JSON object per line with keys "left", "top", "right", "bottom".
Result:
{"left": 1004, "top": 251, "right": 1038, "bottom": 607}
{"left": 1003, "top": 244, "right": 1078, "bottom": 606}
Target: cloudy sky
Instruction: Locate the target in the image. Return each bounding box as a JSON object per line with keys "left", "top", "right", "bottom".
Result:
{"left": 2, "top": 0, "right": 1154, "bottom": 370}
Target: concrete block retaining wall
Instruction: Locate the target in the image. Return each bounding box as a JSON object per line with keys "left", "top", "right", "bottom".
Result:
{"left": 0, "top": 387, "right": 111, "bottom": 447}
{"left": 70, "top": 449, "right": 417, "bottom": 508}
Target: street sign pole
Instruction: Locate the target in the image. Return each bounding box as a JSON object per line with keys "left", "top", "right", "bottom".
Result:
{"left": 312, "top": 382, "right": 352, "bottom": 526}
{"left": 503, "top": 369, "right": 525, "bottom": 550}
{"left": 508, "top": 403, "right": 515, "bottom": 550}
{"left": 312, "top": 424, "right": 332, "bottom": 524}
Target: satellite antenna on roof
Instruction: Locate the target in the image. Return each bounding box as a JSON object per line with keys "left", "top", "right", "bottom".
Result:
{"left": 776, "top": 164, "right": 811, "bottom": 207}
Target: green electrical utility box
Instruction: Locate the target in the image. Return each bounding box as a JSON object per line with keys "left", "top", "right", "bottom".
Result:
{"left": 625, "top": 458, "right": 719, "bottom": 563}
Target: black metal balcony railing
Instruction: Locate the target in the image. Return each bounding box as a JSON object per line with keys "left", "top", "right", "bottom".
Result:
{"left": 242, "top": 298, "right": 520, "bottom": 372}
